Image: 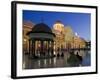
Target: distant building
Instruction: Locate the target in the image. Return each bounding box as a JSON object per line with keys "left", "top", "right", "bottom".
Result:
{"left": 64, "top": 26, "right": 74, "bottom": 49}
{"left": 72, "top": 36, "right": 86, "bottom": 49}
{"left": 23, "top": 20, "right": 88, "bottom": 55}
{"left": 23, "top": 21, "right": 34, "bottom": 53}
{"left": 53, "top": 21, "right": 65, "bottom": 50}
{"left": 85, "top": 41, "right": 91, "bottom": 49}
{"left": 52, "top": 20, "right": 86, "bottom": 50}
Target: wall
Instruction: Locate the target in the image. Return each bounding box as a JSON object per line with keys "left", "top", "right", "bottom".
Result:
{"left": 0, "top": 0, "right": 99, "bottom": 80}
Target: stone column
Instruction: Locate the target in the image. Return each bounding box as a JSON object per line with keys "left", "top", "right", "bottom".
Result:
{"left": 32, "top": 40, "right": 33, "bottom": 56}
{"left": 40, "top": 40, "right": 43, "bottom": 57}
{"left": 29, "top": 39, "right": 31, "bottom": 56}
{"left": 31, "top": 39, "right": 35, "bottom": 57}
{"left": 48, "top": 40, "right": 51, "bottom": 57}
{"left": 33, "top": 40, "right": 35, "bottom": 57}
{"left": 51, "top": 41, "right": 54, "bottom": 56}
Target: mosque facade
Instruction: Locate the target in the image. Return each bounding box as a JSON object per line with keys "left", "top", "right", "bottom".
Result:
{"left": 52, "top": 21, "right": 86, "bottom": 51}
{"left": 23, "top": 20, "right": 86, "bottom": 56}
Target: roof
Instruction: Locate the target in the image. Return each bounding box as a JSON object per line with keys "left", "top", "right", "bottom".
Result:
{"left": 27, "top": 23, "right": 55, "bottom": 37}
{"left": 32, "top": 23, "right": 52, "bottom": 33}
{"left": 23, "top": 20, "right": 34, "bottom": 28}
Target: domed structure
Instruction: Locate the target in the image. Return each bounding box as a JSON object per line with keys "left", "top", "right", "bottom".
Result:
{"left": 27, "top": 23, "right": 55, "bottom": 36}
{"left": 32, "top": 23, "right": 52, "bottom": 33}
{"left": 27, "top": 23, "right": 55, "bottom": 58}
{"left": 53, "top": 20, "right": 64, "bottom": 34}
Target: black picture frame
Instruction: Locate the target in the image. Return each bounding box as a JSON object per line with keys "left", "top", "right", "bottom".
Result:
{"left": 11, "top": 1, "right": 98, "bottom": 79}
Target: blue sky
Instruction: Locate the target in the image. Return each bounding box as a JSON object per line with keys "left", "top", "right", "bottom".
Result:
{"left": 23, "top": 10, "right": 91, "bottom": 40}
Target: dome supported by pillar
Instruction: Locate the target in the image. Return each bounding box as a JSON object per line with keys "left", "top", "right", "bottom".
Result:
{"left": 27, "top": 23, "right": 55, "bottom": 58}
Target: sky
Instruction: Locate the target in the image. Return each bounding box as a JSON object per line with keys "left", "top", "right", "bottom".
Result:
{"left": 23, "top": 10, "right": 91, "bottom": 41}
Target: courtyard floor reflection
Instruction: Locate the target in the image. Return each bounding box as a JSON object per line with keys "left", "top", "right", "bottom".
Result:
{"left": 23, "top": 50, "right": 90, "bottom": 69}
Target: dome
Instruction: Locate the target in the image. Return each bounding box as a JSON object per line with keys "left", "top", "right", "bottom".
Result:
{"left": 32, "top": 23, "right": 52, "bottom": 33}
{"left": 53, "top": 21, "right": 64, "bottom": 33}
{"left": 27, "top": 23, "right": 55, "bottom": 37}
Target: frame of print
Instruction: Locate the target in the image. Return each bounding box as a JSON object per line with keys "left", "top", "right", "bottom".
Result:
{"left": 11, "top": 1, "right": 98, "bottom": 79}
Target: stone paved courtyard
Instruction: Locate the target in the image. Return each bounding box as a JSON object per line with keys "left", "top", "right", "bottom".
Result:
{"left": 22, "top": 50, "right": 90, "bottom": 69}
